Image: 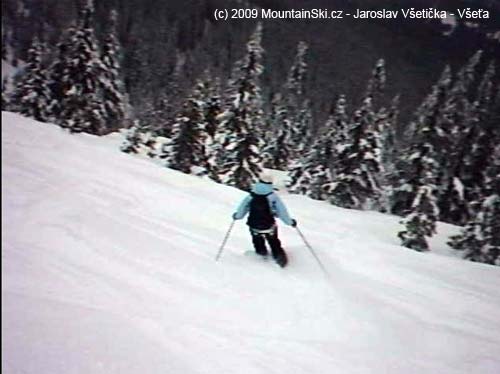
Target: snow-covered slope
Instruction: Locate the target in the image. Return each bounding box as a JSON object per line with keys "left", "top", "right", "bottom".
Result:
{"left": 2, "top": 111, "right": 500, "bottom": 374}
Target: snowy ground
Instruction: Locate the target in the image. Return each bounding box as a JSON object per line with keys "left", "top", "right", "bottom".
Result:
{"left": 2, "top": 111, "right": 500, "bottom": 374}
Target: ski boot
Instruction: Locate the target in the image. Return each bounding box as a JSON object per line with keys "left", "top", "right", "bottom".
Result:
{"left": 274, "top": 251, "right": 288, "bottom": 268}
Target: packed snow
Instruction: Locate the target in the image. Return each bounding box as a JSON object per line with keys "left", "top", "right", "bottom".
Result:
{"left": 2, "top": 112, "right": 500, "bottom": 374}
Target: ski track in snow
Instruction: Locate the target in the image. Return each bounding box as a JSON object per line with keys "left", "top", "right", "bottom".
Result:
{"left": 2, "top": 112, "right": 500, "bottom": 374}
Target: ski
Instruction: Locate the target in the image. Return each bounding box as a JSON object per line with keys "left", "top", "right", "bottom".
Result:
{"left": 244, "top": 251, "right": 288, "bottom": 268}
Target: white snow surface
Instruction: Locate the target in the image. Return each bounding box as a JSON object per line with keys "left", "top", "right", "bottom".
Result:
{"left": 2, "top": 111, "right": 500, "bottom": 374}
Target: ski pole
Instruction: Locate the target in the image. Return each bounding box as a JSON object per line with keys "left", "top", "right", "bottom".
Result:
{"left": 215, "top": 219, "right": 236, "bottom": 261}
{"left": 295, "top": 226, "right": 329, "bottom": 276}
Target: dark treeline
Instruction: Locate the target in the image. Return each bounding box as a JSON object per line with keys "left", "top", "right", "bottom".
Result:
{"left": 3, "top": 0, "right": 500, "bottom": 127}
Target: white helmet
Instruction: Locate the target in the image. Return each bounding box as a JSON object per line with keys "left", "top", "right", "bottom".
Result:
{"left": 259, "top": 171, "right": 274, "bottom": 184}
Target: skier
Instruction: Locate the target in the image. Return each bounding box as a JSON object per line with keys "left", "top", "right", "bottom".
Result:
{"left": 232, "top": 172, "right": 297, "bottom": 267}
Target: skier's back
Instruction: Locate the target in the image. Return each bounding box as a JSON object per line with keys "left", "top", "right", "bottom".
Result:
{"left": 232, "top": 172, "right": 296, "bottom": 267}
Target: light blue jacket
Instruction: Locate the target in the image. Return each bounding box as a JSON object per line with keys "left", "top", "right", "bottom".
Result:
{"left": 233, "top": 182, "right": 294, "bottom": 226}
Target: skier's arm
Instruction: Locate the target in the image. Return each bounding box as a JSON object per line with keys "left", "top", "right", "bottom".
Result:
{"left": 271, "top": 195, "right": 294, "bottom": 226}
{"left": 233, "top": 195, "right": 252, "bottom": 220}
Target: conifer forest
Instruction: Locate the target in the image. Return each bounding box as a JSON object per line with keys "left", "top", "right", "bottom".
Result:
{"left": 2, "top": 0, "right": 500, "bottom": 265}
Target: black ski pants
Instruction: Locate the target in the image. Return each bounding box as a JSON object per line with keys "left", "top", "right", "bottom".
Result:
{"left": 250, "top": 226, "right": 285, "bottom": 258}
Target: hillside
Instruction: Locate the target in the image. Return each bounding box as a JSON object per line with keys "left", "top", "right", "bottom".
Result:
{"left": 3, "top": 111, "right": 500, "bottom": 373}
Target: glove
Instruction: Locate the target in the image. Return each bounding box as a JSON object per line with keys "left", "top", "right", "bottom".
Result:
{"left": 291, "top": 219, "right": 297, "bottom": 227}
{"left": 232, "top": 213, "right": 238, "bottom": 220}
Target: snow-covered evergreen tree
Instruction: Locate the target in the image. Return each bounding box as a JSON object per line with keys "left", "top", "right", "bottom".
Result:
{"left": 365, "top": 58, "right": 386, "bottom": 102}
{"left": 193, "top": 74, "right": 222, "bottom": 181}
{"left": 456, "top": 61, "right": 498, "bottom": 206}
{"left": 397, "top": 171, "right": 439, "bottom": 251}
{"left": 262, "top": 93, "right": 293, "bottom": 170}
{"left": 289, "top": 95, "right": 347, "bottom": 201}
{"left": 165, "top": 84, "right": 205, "bottom": 174}
{"left": 391, "top": 66, "right": 452, "bottom": 216}
{"left": 140, "top": 94, "right": 172, "bottom": 140}
{"left": 99, "top": 9, "right": 126, "bottom": 132}
{"left": 448, "top": 144, "right": 500, "bottom": 265}
{"left": 320, "top": 95, "right": 350, "bottom": 199}
{"left": 328, "top": 94, "right": 350, "bottom": 174}
{"left": 378, "top": 95, "right": 400, "bottom": 211}
{"left": 285, "top": 41, "right": 308, "bottom": 102}
{"left": 379, "top": 95, "right": 399, "bottom": 172}
{"left": 58, "top": 0, "right": 106, "bottom": 134}
{"left": 307, "top": 164, "right": 333, "bottom": 201}
{"left": 202, "top": 76, "right": 222, "bottom": 141}
{"left": 47, "top": 24, "right": 77, "bottom": 121}
{"left": 10, "top": 37, "right": 51, "bottom": 121}
{"left": 327, "top": 95, "right": 383, "bottom": 209}
{"left": 121, "top": 120, "right": 147, "bottom": 154}
{"left": 262, "top": 92, "right": 282, "bottom": 144}
{"left": 323, "top": 59, "right": 386, "bottom": 209}
{"left": 289, "top": 122, "right": 332, "bottom": 200}
{"left": 396, "top": 71, "right": 449, "bottom": 251}
{"left": 285, "top": 41, "right": 311, "bottom": 163}
{"left": 217, "top": 23, "right": 265, "bottom": 191}
{"left": 397, "top": 140, "right": 440, "bottom": 252}
{"left": 295, "top": 99, "right": 313, "bottom": 146}
{"left": 286, "top": 98, "right": 314, "bottom": 189}
{"left": 437, "top": 51, "right": 483, "bottom": 224}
